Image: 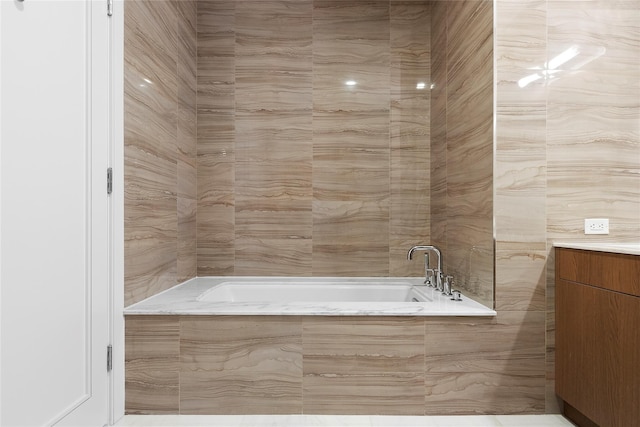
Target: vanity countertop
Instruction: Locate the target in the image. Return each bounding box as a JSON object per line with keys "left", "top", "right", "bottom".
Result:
{"left": 553, "top": 242, "right": 640, "bottom": 256}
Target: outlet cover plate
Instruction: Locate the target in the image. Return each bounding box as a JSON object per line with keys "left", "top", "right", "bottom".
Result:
{"left": 584, "top": 218, "right": 609, "bottom": 235}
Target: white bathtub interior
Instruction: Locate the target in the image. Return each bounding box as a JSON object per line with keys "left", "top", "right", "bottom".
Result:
{"left": 197, "top": 281, "right": 432, "bottom": 303}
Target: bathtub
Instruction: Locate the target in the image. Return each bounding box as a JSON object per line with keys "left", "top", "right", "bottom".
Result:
{"left": 124, "top": 277, "right": 496, "bottom": 415}
{"left": 125, "top": 277, "right": 496, "bottom": 316}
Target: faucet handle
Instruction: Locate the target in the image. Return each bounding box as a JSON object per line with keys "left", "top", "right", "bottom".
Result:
{"left": 451, "top": 290, "right": 462, "bottom": 301}
{"left": 443, "top": 275, "right": 454, "bottom": 296}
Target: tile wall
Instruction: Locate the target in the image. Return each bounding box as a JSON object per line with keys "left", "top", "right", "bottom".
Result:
{"left": 494, "top": 0, "right": 640, "bottom": 413}
{"left": 125, "top": 0, "right": 197, "bottom": 306}
{"left": 126, "top": 315, "right": 545, "bottom": 415}
{"left": 430, "top": 0, "right": 494, "bottom": 308}
{"left": 196, "top": 0, "right": 431, "bottom": 277}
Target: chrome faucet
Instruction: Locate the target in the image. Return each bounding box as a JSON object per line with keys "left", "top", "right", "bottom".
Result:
{"left": 407, "top": 245, "right": 444, "bottom": 291}
{"left": 443, "top": 275, "right": 454, "bottom": 297}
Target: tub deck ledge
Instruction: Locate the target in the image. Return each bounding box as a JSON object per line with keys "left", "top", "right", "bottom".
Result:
{"left": 124, "top": 277, "right": 496, "bottom": 317}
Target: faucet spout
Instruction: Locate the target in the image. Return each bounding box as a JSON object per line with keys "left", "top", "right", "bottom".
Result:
{"left": 407, "top": 245, "right": 443, "bottom": 273}
{"left": 407, "top": 245, "right": 444, "bottom": 290}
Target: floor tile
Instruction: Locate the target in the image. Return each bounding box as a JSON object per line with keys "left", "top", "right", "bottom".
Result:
{"left": 115, "top": 414, "right": 574, "bottom": 427}
{"left": 496, "top": 414, "right": 574, "bottom": 426}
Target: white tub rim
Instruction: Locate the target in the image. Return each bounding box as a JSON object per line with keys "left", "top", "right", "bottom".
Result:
{"left": 124, "top": 276, "right": 496, "bottom": 317}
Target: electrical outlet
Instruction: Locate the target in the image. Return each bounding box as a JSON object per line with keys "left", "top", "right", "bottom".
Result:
{"left": 584, "top": 218, "right": 609, "bottom": 235}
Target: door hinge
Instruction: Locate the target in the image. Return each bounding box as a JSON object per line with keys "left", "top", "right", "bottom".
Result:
{"left": 107, "top": 345, "right": 113, "bottom": 372}
{"left": 107, "top": 167, "right": 113, "bottom": 195}
{"left": 107, "top": 0, "right": 113, "bottom": 17}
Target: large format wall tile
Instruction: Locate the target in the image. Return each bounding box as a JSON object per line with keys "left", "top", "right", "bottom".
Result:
{"left": 424, "top": 312, "right": 546, "bottom": 415}
{"left": 546, "top": 3, "right": 640, "bottom": 241}
{"left": 125, "top": 0, "right": 197, "bottom": 306}
{"left": 177, "top": 0, "right": 198, "bottom": 283}
{"left": 234, "top": 0, "right": 313, "bottom": 275}
{"left": 445, "top": 0, "right": 494, "bottom": 308}
{"left": 303, "top": 317, "right": 425, "bottom": 415}
{"left": 125, "top": 316, "right": 180, "bottom": 414}
{"left": 195, "top": 0, "right": 432, "bottom": 277}
{"left": 125, "top": 0, "right": 178, "bottom": 306}
{"left": 180, "top": 316, "right": 303, "bottom": 414}
{"left": 429, "top": 0, "right": 494, "bottom": 308}
{"left": 495, "top": 247, "right": 546, "bottom": 311}
{"left": 312, "top": 0, "right": 392, "bottom": 276}
{"left": 390, "top": 2, "right": 431, "bottom": 276}
{"left": 494, "top": 0, "right": 550, "bottom": 408}
{"left": 430, "top": 1, "right": 447, "bottom": 252}
{"left": 197, "top": 0, "right": 236, "bottom": 276}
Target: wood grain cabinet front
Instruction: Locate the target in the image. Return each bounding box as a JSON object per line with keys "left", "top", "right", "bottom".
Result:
{"left": 555, "top": 248, "right": 640, "bottom": 427}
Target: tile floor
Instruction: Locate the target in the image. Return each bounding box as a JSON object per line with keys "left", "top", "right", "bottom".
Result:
{"left": 116, "top": 414, "right": 574, "bottom": 427}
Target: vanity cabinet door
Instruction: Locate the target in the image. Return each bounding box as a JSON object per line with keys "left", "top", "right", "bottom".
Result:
{"left": 556, "top": 277, "right": 640, "bottom": 427}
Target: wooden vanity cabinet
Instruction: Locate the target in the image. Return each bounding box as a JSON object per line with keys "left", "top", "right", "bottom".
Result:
{"left": 555, "top": 248, "right": 640, "bottom": 427}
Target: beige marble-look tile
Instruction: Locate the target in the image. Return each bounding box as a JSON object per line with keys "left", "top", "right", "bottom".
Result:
{"left": 546, "top": 107, "right": 640, "bottom": 240}
{"left": 126, "top": 0, "right": 177, "bottom": 66}
{"left": 234, "top": 109, "right": 313, "bottom": 275}
{"left": 429, "top": 1, "right": 447, "bottom": 252}
{"left": 313, "top": 143, "right": 390, "bottom": 202}
{"left": 546, "top": 2, "right": 640, "bottom": 241}
{"left": 312, "top": 200, "right": 390, "bottom": 276}
{"left": 196, "top": 199, "right": 235, "bottom": 276}
{"left": 180, "top": 316, "right": 303, "bottom": 415}
{"left": 494, "top": 104, "right": 546, "bottom": 245}
{"left": 312, "top": 1, "right": 390, "bottom": 112}
{"left": 495, "top": 0, "right": 547, "bottom": 83}
{"left": 196, "top": 1, "right": 236, "bottom": 277}
{"left": 495, "top": 1, "right": 546, "bottom": 247}
{"left": 303, "top": 317, "right": 425, "bottom": 415}
{"left": 234, "top": 206, "right": 312, "bottom": 276}
{"left": 197, "top": 145, "right": 235, "bottom": 278}
{"left": 444, "top": 0, "right": 494, "bottom": 305}
{"left": 444, "top": 237, "right": 494, "bottom": 308}
{"left": 235, "top": 1, "right": 312, "bottom": 112}
{"left": 177, "top": 197, "right": 197, "bottom": 283}
{"left": 445, "top": 1, "right": 493, "bottom": 100}
{"left": 547, "top": 4, "right": 640, "bottom": 70}
{"left": 125, "top": 316, "right": 180, "bottom": 414}
{"left": 389, "top": 2, "right": 431, "bottom": 276}
{"left": 196, "top": 0, "right": 235, "bottom": 58}
{"left": 124, "top": 147, "right": 177, "bottom": 306}
{"left": 177, "top": 0, "right": 197, "bottom": 204}
{"left": 177, "top": 155, "right": 197, "bottom": 201}
{"left": 125, "top": 0, "right": 198, "bottom": 304}
{"left": 125, "top": 1, "right": 178, "bottom": 163}
{"left": 197, "top": 61, "right": 235, "bottom": 113}
{"left": 235, "top": 112, "right": 312, "bottom": 163}
{"left": 495, "top": 249, "right": 546, "bottom": 311}
{"left": 424, "top": 312, "right": 546, "bottom": 415}
{"left": 424, "top": 372, "right": 545, "bottom": 416}
{"left": 175, "top": 0, "right": 196, "bottom": 72}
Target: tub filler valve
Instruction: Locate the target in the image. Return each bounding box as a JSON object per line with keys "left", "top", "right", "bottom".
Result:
{"left": 443, "top": 275, "right": 454, "bottom": 296}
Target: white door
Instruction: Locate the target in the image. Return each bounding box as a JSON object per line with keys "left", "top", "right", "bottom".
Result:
{"left": 1, "top": 1, "right": 111, "bottom": 426}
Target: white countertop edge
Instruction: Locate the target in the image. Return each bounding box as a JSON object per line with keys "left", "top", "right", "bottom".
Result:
{"left": 553, "top": 241, "right": 640, "bottom": 256}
